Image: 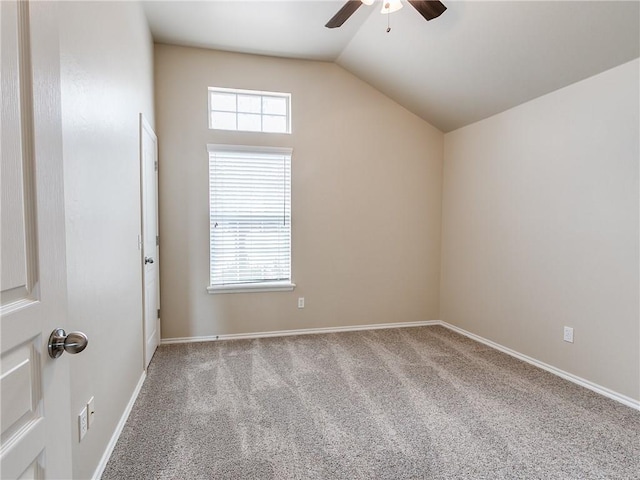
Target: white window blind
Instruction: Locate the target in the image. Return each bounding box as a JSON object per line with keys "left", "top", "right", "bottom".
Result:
{"left": 208, "top": 144, "right": 292, "bottom": 291}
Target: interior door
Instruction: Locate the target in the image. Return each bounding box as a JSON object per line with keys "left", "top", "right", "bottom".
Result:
{"left": 1, "top": 1, "right": 74, "bottom": 479}
{"left": 140, "top": 114, "right": 160, "bottom": 368}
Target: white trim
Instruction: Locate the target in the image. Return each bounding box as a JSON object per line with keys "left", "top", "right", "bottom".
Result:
{"left": 207, "top": 144, "right": 292, "bottom": 155}
{"left": 92, "top": 372, "right": 147, "bottom": 480}
{"left": 208, "top": 86, "right": 290, "bottom": 99}
{"left": 207, "top": 281, "right": 295, "bottom": 294}
{"left": 161, "top": 320, "right": 440, "bottom": 344}
{"left": 439, "top": 321, "right": 640, "bottom": 411}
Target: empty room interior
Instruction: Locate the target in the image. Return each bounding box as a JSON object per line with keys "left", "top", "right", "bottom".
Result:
{"left": 0, "top": 1, "right": 639, "bottom": 479}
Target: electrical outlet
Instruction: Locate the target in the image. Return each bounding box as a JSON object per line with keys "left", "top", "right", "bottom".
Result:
{"left": 563, "top": 326, "right": 574, "bottom": 343}
{"left": 78, "top": 407, "right": 88, "bottom": 441}
{"left": 87, "top": 397, "right": 95, "bottom": 429}
{"left": 298, "top": 297, "right": 305, "bottom": 309}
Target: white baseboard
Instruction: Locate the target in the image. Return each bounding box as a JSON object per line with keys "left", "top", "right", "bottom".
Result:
{"left": 161, "top": 320, "right": 440, "bottom": 345}
{"left": 92, "top": 371, "right": 147, "bottom": 480}
{"left": 439, "top": 321, "right": 640, "bottom": 411}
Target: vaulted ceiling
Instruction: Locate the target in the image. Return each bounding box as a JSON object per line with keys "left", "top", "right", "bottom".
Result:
{"left": 142, "top": 1, "right": 640, "bottom": 132}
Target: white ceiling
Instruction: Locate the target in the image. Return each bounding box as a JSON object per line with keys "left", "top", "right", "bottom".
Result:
{"left": 143, "top": 1, "right": 640, "bottom": 132}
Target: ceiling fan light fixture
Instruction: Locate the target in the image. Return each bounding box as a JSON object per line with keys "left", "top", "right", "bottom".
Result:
{"left": 381, "top": 0, "right": 403, "bottom": 14}
{"left": 325, "top": 0, "right": 445, "bottom": 29}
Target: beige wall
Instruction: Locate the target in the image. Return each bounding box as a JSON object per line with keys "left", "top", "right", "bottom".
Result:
{"left": 441, "top": 59, "right": 639, "bottom": 401}
{"left": 154, "top": 45, "right": 444, "bottom": 339}
{"left": 58, "top": 2, "right": 154, "bottom": 478}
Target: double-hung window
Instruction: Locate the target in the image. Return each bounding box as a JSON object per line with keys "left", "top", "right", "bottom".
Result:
{"left": 207, "top": 144, "right": 293, "bottom": 293}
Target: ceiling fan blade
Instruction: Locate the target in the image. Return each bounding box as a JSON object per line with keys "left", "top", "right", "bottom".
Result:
{"left": 408, "top": 0, "right": 447, "bottom": 21}
{"left": 325, "top": 0, "right": 363, "bottom": 29}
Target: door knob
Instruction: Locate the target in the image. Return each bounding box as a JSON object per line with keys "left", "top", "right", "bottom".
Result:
{"left": 144, "top": 256, "right": 154, "bottom": 264}
{"left": 48, "top": 328, "right": 88, "bottom": 359}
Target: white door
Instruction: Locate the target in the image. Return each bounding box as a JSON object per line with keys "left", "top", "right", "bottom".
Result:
{"left": 1, "top": 1, "right": 74, "bottom": 479}
{"left": 140, "top": 114, "right": 160, "bottom": 368}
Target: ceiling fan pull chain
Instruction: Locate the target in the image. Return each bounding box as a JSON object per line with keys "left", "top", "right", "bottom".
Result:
{"left": 387, "top": 9, "right": 391, "bottom": 32}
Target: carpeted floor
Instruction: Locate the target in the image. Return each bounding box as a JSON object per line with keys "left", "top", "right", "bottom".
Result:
{"left": 102, "top": 326, "right": 639, "bottom": 479}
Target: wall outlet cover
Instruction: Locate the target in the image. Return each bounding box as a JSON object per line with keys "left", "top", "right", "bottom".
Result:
{"left": 563, "top": 326, "right": 574, "bottom": 343}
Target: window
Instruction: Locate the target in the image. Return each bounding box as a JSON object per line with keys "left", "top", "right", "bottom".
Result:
{"left": 207, "top": 144, "right": 293, "bottom": 293}
{"left": 208, "top": 87, "right": 291, "bottom": 134}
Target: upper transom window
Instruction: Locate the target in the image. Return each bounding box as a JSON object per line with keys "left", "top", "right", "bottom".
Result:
{"left": 208, "top": 87, "right": 291, "bottom": 134}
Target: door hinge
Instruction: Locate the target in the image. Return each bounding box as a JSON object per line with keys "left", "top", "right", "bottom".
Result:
{"left": 157, "top": 309, "right": 160, "bottom": 319}
{"left": 156, "top": 235, "right": 159, "bottom": 246}
{"left": 154, "top": 160, "right": 158, "bottom": 172}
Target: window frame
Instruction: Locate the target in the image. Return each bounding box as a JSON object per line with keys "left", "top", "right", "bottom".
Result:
{"left": 208, "top": 87, "right": 292, "bottom": 134}
{"left": 206, "top": 143, "right": 295, "bottom": 294}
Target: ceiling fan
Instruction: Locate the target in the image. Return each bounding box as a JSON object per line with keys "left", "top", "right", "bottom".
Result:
{"left": 325, "top": 0, "right": 447, "bottom": 29}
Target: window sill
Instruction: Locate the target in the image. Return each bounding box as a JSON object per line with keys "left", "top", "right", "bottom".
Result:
{"left": 207, "top": 281, "right": 296, "bottom": 295}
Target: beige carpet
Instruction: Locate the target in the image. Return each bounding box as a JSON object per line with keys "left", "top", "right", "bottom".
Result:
{"left": 102, "top": 326, "right": 639, "bottom": 479}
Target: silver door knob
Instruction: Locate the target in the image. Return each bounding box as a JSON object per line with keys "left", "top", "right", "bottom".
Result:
{"left": 144, "top": 256, "right": 154, "bottom": 264}
{"left": 48, "top": 328, "right": 88, "bottom": 359}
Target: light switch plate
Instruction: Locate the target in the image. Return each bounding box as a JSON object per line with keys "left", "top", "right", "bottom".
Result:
{"left": 79, "top": 407, "right": 88, "bottom": 440}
